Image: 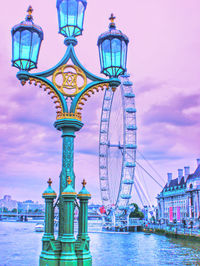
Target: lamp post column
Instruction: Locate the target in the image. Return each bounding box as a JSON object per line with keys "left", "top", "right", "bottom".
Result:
{"left": 76, "top": 179, "right": 92, "bottom": 266}
{"left": 60, "top": 176, "right": 77, "bottom": 266}
{"left": 40, "top": 179, "right": 59, "bottom": 266}
{"left": 54, "top": 119, "right": 83, "bottom": 237}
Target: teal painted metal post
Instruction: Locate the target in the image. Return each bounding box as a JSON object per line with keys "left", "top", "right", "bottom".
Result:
{"left": 54, "top": 119, "right": 83, "bottom": 238}
{"left": 59, "top": 132, "right": 75, "bottom": 238}
{"left": 76, "top": 180, "right": 92, "bottom": 266}
{"left": 40, "top": 179, "right": 59, "bottom": 266}
{"left": 60, "top": 176, "right": 77, "bottom": 266}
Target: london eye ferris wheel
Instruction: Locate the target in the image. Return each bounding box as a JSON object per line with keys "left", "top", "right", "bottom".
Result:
{"left": 99, "top": 73, "right": 137, "bottom": 212}
{"left": 96, "top": 14, "right": 137, "bottom": 213}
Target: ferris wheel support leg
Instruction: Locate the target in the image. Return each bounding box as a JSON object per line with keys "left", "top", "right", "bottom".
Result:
{"left": 54, "top": 119, "right": 83, "bottom": 238}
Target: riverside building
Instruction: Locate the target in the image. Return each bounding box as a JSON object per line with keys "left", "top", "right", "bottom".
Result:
{"left": 0, "top": 195, "right": 18, "bottom": 211}
{"left": 157, "top": 159, "right": 200, "bottom": 226}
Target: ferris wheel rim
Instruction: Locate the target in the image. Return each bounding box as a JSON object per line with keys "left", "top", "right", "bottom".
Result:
{"left": 99, "top": 73, "right": 137, "bottom": 210}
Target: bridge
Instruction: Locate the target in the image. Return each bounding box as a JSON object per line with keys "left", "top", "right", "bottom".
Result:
{"left": 0, "top": 212, "right": 102, "bottom": 221}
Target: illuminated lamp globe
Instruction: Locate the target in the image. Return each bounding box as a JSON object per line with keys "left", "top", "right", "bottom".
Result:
{"left": 11, "top": 6, "right": 43, "bottom": 71}
{"left": 56, "top": 0, "right": 87, "bottom": 39}
{"left": 97, "top": 14, "right": 129, "bottom": 78}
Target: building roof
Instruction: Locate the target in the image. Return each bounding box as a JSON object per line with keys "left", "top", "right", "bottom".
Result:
{"left": 163, "top": 176, "right": 185, "bottom": 190}
{"left": 158, "top": 163, "right": 200, "bottom": 197}
{"left": 187, "top": 164, "right": 200, "bottom": 181}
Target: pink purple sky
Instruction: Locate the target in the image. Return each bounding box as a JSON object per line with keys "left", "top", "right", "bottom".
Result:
{"left": 0, "top": 0, "right": 200, "bottom": 205}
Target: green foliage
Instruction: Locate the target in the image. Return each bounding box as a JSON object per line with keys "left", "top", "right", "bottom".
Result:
{"left": 129, "top": 203, "right": 144, "bottom": 219}
{"left": 155, "top": 229, "right": 166, "bottom": 234}
{"left": 11, "top": 208, "right": 18, "bottom": 213}
{"left": 3, "top": 207, "right": 8, "bottom": 213}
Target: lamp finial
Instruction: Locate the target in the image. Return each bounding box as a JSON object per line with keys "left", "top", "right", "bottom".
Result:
{"left": 26, "top": 6, "right": 34, "bottom": 21}
{"left": 109, "top": 14, "right": 116, "bottom": 29}
{"left": 67, "top": 176, "right": 72, "bottom": 185}
{"left": 82, "top": 179, "right": 87, "bottom": 187}
{"left": 47, "top": 178, "right": 52, "bottom": 186}
{"left": 109, "top": 13, "right": 116, "bottom": 23}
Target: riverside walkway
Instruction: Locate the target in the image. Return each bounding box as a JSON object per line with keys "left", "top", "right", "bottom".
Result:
{"left": 147, "top": 223, "right": 200, "bottom": 238}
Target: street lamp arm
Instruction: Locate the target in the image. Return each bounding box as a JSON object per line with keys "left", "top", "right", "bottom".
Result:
{"left": 16, "top": 71, "right": 68, "bottom": 115}
{"left": 29, "top": 45, "right": 73, "bottom": 78}
{"left": 70, "top": 46, "right": 108, "bottom": 82}
{"left": 22, "top": 42, "right": 109, "bottom": 84}
{"left": 70, "top": 81, "right": 109, "bottom": 113}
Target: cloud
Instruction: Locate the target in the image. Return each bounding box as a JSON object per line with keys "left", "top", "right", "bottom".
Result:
{"left": 135, "top": 90, "right": 200, "bottom": 168}
{"left": 135, "top": 78, "right": 167, "bottom": 94}
{"left": 142, "top": 93, "right": 200, "bottom": 126}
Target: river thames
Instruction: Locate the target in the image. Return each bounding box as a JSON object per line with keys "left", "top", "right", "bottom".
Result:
{"left": 0, "top": 221, "right": 200, "bottom": 265}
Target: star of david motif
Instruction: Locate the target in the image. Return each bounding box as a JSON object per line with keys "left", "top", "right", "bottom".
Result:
{"left": 62, "top": 72, "right": 77, "bottom": 89}
{"left": 52, "top": 64, "right": 87, "bottom": 97}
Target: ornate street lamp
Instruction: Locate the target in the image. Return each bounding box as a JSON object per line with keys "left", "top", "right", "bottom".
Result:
{"left": 97, "top": 14, "right": 129, "bottom": 77}
{"left": 11, "top": 6, "right": 43, "bottom": 71}
{"left": 11, "top": 2, "right": 128, "bottom": 265}
{"left": 57, "top": 0, "right": 87, "bottom": 38}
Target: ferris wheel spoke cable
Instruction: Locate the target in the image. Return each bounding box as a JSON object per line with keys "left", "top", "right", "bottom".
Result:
{"left": 135, "top": 175, "right": 152, "bottom": 206}
{"left": 137, "top": 163, "right": 151, "bottom": 201}
{"left": 110, "top": 112, "right": 123, "bottom": 141}
{"left": 136, "top": 161, "right": 163, "bottom": 189}
{"left": 109, "top": 99, "right": 120, "bottom": 131}
{"left": 114, "top": 93, "right": 123, "bottom": 142}
{"left": 114, "top": 152, "right": 122, "bottom": 202}
{"left": 108, "top": 150, "right": 115, "bottom": 202}
{"left": 134, "top": 178, "right": 144, "bottom": 206}
{"left": 126, "top": 149, "right": 163, "bottom": 188}
{"left": 108, "top": 149, "right": 121, "bottom": 203}
{"left": 135, "top": 175, "right": 152, "bottom": 205}
{"left": 109, "top": 93, "right": 123, "bottom": 141}
{"left": 108, "top": 89, "right": 124, "bottom": 205}
{"left": 137, "top": 150, "right": 165, "bottom": 184}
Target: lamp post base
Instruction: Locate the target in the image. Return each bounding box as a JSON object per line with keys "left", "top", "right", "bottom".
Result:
{"left": 77, "top": 257, "right": 92, "bottom": 266}
{"left": 59, "top": 235, "right": 78, "bottom": 266}
{"left": 59, "top": 257, "right": 78, "bottom": 266}
{"left": 40, "top": 253, "right": 60, "bottom": 266}
{"left": 76, "top": 250, "right": 92, "bottom": 266}
{"left": 39, "top": 238, "right": 61, "bottom": 266}
{"left": 76, "top": 236, "right": 92, "bottom": 266}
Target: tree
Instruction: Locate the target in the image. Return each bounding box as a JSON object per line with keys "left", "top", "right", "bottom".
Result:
{"left": 11, "top": 208, "right": 18, "bottom": 213}
{"left": 129, "top": 203, "right": 144, "bottom": 219}
{"left": 3, "top": 207, "right": 8, "bottom": 213}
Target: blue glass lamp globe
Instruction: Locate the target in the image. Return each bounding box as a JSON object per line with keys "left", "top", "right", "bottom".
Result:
{"left": 11, "top": 6, "right": 43, "bottom": 71}
{"left": 56, "top": 0, "right": 87, "bottom": 38}
{"left": 97, "top": 14, "right": 129, "bottom": 78}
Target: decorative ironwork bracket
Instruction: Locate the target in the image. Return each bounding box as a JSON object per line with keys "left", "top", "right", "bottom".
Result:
{"left": 16, "top": 42, "right": 120, "bottom": 121}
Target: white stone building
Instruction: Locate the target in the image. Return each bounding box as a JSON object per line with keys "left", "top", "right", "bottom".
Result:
{"left": 157, "top": 159, "right": 200, "bottom": 226}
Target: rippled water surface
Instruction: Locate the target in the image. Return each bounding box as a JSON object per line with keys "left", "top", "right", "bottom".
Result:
{"left": 0, "top": 222, "right": 200, "bottom": 265}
